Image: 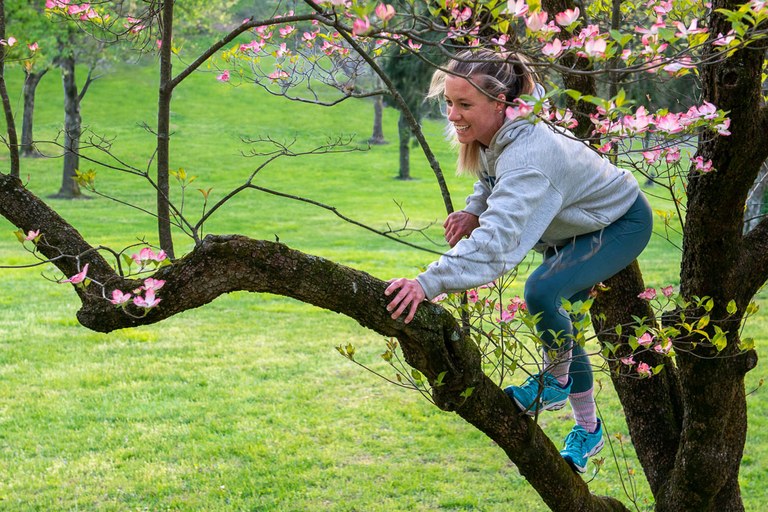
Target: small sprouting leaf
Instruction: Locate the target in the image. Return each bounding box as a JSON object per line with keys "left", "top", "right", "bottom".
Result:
{"left": 460, "top": 387, "right": 474, "bottom": 399}
{"left": 740, "top": 337, "right": 755, "bottom": 351}
{"left": 727, "top": 300, "right": 738, "bottom": 315}
{"left": 652, "top": 364, "right": 665, "bottom": 375}
{"left": 381, "top": 350, "right": 393, "bottom": 362}
{"left": 712, "top": 327, "right": 728, "bottom": 351}
{"left": 13, "top": 229, "right": 25, "bottom": 243}
{"left": 122, "top": 254, "right": 134, "bottom": 268}
{"left": 435, "top": 371, "right": 447, "bottom": 386}
{"left": 614, "top": 324, "right": 622, "bottom": 336}
{"left": 704, "top": 297, "right": 714, "bottom": 312}
{"left": 411, "top": 369, "right": 423, "bottom": 382}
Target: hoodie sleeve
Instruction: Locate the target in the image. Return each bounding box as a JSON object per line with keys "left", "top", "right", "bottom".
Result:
{"left": 463, "top": 177, "right": 492, "bottom": 217}
{"left": 416, "top": 167, "right": 564, "bottom": 299}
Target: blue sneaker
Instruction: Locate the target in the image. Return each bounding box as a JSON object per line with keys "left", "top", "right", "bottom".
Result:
{"left": 503, "top": 372, "right": 572, "bottom": 416}
{"left": 560, "top": 419, "right": 605, "bottom": 474}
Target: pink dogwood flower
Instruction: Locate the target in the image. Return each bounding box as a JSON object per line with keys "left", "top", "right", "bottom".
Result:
{"left": 665, "top": 146, "right": 681, "bottom": 163}
{"left": 638, "top": 332, "right": 655, "bottom": 346}
{"left": 638, "top": 288, "right": 657, "bottom": 300}
{"left": 642, "top": 149, "right": 661, "bottom": 164}
{"left": 352, "top": 16, "right": 370, "bottom": 35}
{"left": 143, "top": 278, "right": 165, "bottom": 291}
{"left": 655, "top": 113, "right": 683, "bottom": 134}
{"left": 542, "top": 38, "right": 563, "bottom": 57}
{"left": 216, "top": 70, "right": 230, "bottom": 82}
{"left": 582, "top": 37, "right": 607, "bottom": 57}
{"left": 555, "top": 7, "right": 579, "bottom": 26}
{"left": 28, "top": 42, "right": 39, "bottom": 52}
{"left": 268, "top": 70, "right": 289, "bottom": 80}
{"left": 133, "top": 288, "right": 161, "bottom": 309}
{"left": 714, "top": 119, "right": 731, "bottom": 136}
{"left": 507, "top": 0, "right": 529, "bottom": 17}
{"left": 25, "top": 229, "right": 40, "bottom": 241}
{"left": 525, "top": 11, "right": 548, "bottom": 32}
{"left": 375, "top": 3, "right": 396, "bottom": 22}
{"left": 692, "top": 156, "right": 714, "bottom": 173}
{"left": 637, "top": 362, "right": 653, "bottom": 377}
{"left": 621, "top": 355, "right": 636, "bottom": 366}
{"left": 654, "top": 338, "right": 673, "bottom": 354}
{"left": 110, "top": 289, "right": 132, "bottom": 305}
{"left": 662, "top": 285, "right": 674, "bottom": 297}
{"left": 62, "top": 263, "right": 89, "bottom": 284}
{"left": 505, "top": 98, "right": 534, "bottom": 121}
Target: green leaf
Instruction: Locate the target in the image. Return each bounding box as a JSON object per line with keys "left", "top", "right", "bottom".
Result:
{"left": 727, "top": 300, "right": 738, "bottom": 315}
{"left": 411, "top": 369, "right": 423, "bottom": 382}
{"left": 563, "top": 89, "right": 583, "bottom": 102}
{"left": 740, "top": 337, "right": 755, "bottom": 351}
{"left": 712, "top": 329, "right": 728, "bottom": 352}
{"left": 435, "top": 371, "right": 447, "bottom": 386}
{"left": 697, "top": 315, "right": 710, "bottom": 330}
{"left": 614, "top": 88, "right": 627, "bottom": 107}
{"left": 13, "top": 229, "right": 24, "bottom": 243}
{"left": 460, "top": 387, "right": 474, "bottom": 399}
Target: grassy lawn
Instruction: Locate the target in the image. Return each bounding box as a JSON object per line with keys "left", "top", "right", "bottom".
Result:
{"left": 0, "top": 58, "right": 766, "bottom": 511}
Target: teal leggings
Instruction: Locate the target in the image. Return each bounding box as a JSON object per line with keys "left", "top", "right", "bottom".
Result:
{"left": 524, "top": 193, "right": 653, "bottom": 394}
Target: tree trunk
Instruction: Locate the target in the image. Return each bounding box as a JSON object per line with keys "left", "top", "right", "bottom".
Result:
{"left": 368, "top": 95, "right": 387, "bottom": 145}
{"left": 0, "top": 0, "right": 19, "bottom": 177}
{"left": 743, "top": 160, "right": 767, "bottom": 234}
{"left": 21, "top": 68, "right": 49, "bottom": 158}
{"left": 397, "top": 111, "right": 411, "bottom": 180}
{"left": 52, "top": 55, "right": 82, "bottom": 199}
{"left": 156, "top": 0, "right": 176, "bottom": 258}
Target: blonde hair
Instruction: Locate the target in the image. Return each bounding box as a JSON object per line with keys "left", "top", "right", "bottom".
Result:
{"left": 428, "top": 49, "right": 536, "bottom": 177}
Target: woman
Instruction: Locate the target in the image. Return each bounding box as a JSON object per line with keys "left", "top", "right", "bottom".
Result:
{"left": 384, "top": 49, "right": 653, "bottom": 473}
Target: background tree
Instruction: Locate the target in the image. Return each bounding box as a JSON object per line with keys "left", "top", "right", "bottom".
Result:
{"left": 6, "top": 0, "right": 55, "bottom": 158}
{"left": 2, "top": 1, "right": 768, "bottom": 511}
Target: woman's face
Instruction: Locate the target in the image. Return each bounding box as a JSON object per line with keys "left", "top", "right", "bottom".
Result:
{"left": 444, "top": 75, "right": 505, "bottom": 147}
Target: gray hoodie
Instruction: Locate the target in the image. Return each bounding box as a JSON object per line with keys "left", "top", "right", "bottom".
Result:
{"left": 416, "top": 114, "right": 640, "bottom": 300}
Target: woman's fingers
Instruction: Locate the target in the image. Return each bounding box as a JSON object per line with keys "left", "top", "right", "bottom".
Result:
{"left": 384, "top": 279, "right": 425, "bottom": 323}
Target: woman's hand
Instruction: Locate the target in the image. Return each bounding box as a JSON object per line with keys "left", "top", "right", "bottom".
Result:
{"left": 444, "top": 211, "right": 479, "bottom": 247}
{"left": 384, "top": 278, "right": 426, "bottom": 324}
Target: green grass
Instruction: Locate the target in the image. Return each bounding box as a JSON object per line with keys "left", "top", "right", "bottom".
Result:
{"left": 0, "top": 58, "right": 766, "bottom": 511}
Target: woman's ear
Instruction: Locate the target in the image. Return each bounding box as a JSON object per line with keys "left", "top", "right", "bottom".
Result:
{"left": 496, "top": 94, "right": 506, "bottom": 114}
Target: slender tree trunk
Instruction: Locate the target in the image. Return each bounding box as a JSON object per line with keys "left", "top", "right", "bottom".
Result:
{"left": 53, "top": 55, "right": 82, "bottom": 199}
{"left": 21, "top": 68, "right": 49, "bottom": 158}
{"left": 368, "top": 95, "right": 387, "bottom": 145}
{"left": 157, "top": 0, "right": 175, "bottom": 258}
{"left": 396, "top": 111, "right": 411, "bottom": 180}
{"left": 0, "top": 0, "right": 19, "bottom": 177}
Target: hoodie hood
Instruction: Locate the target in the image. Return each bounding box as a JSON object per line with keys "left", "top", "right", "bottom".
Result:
{"left": 482, "top": 83, "right": 551, "bottom": 173}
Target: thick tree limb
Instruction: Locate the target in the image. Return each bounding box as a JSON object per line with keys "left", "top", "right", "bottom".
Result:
{"left": 592, "top": 262, "right": 683, "bottom": 496}
{"left": 0, "top": 172, "right": 630, "bottom": 511}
